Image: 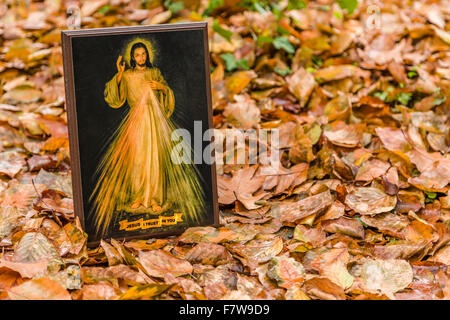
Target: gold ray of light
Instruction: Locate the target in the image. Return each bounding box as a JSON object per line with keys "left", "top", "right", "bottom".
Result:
{"left": 123, "top": 37, "right": 156, "bottom": 66}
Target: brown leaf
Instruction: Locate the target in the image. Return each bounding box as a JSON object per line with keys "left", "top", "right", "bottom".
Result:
{"left": 361, "top": 213, "right": 409, "bottom": 238}
{"left": 0, "top": 151, "right": 26, "bottom": 178}
{"left": 0, "top": 259, "right": 48, "bottom": 279}
{"left": 27, "top": 155, "right": 58, "bottom": 172}
{"left": 285, "top": 283, "right": 311, "bottom": 300}
{"left": 287, "top": 67, "right": 315, "bottom": 108}
{"left": 200, "top": 264, "right": 237, "bottom": 300}
{"left": 139, "top": 250, "right": 193, "bottom": 278}
{"left": 13, "top": 232, "right": 61, "bottom": 264}
{"left": 227, "top": 235, "right": 283, "bottom": 270}
{"left": 320, "top": 200, "right": 346, "bottom": 221}
{"left": 375, "top": 127, "right": 412, "bottom": 153}
{"left": 266, "top": 254, "right": 305, "bottom": 288}
{"left": 303, "top": 277, "right": 346, "bottom": 300}
{"left": 108, "top": 264, "right": 151, "bottom": 285}
{"left": 217, "top": 165, "right": 265, "bottom": 209}
{"left": 374, "top": 240, "right": 430, "bottom": 260}
{"left": 324, "top": 121, "right": 364, "bottom": 148}
{"left": 110, "top": 239, "right": 146, "bottom": 273}
{"left": 80, "top": 267, "right": 117, "bottom": 286}
{"left": 0, "top": 268, "right": 23, "bottom": 293}
{"left": 310, "top": 248, "right": 354, "bottom": 289}
{"left": 382, "top": 167, "right": 400, "bottom": 195}
{"left": 272, "top": 190, "right": 334, "bottom": 223}
{"left": 408, "top": 156, "right": 450, "bottom": 191}
{"left": 355, "top": 159, "right": 390, "bottom": 182}
{"left": 293, "top": 224, "right": 327, "bottom": 247}
{"left": 184, "top": 242, "right": 233, "bottom": 266}
{"left": 124, "top": 239, "right": 168, "bottom": 251}
{"left": 262, "top": 162, "right": 309, "bottom": 194}
{"left": 324, "top": 94, "right": 351, "bottom": 122}
{"left": 225, "top": 70, "right": 257, "bottom": 99}
{"left": 387, "top": 61, "right": 407, "bottom": 84}
{"left": 395, "top": 190, "right": 424, "bottom": 214}
{"left": 223, "top": 94, "right": 260, "bottom": 129}
{"left": 234, "top": 273, "right": 276, "bottom": 299}
{"left": 179, "top": 225, "right": 256, "bottom": 244}
{"left": 1, "top": 86, "right": 42, "bottom": 105}
{"left": 0, "top": 206, "right": 23, "bottom": 238}
{"left": 164, "top": 273, "right": 203, "bottom": 299}
{"left": 119, "top": 283, "right": 173, "bottom": 300}
{"left": 77, "top": 282, "right": 120, "bottom": 300}
{"left": 404, "top": 220, "right": 439, "bottom": 243}
{"left": 322, "top": 217, "right": 365, "bottom": 239}
{"left": 53, "top": 220, "right": 86, "bottom": 256}
{"left": 100, "top": 240, "right": 122, "bottom": 266}
{"left": 360, "top": 259, "right": 413, "bottom": 299}
{"left": 314, "top": 65, "right": 366, "bottom": 82}
{"left": 33, "top": 169, "right": 72, "bottom": 198}
{"left": 430, "top": 245, "right": 450, "bottom": 265}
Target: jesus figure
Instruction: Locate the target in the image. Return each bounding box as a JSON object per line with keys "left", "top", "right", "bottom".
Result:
{"left": 89, "top": 40, "right": 205, "bottom": 237}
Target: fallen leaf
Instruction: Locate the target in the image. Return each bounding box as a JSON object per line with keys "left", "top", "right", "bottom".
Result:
{"left": 0, "top": 259, "right": 48, "bottom": 279}
{"left": 293, "top": 224, "right": 326, "bottom": 246}
{"left": 225, "top": 71, "right": 257, "bottom": 99}
{"left": 310, "top": 248, "right": 354, "bottom": 290}
{"left": 375, "top": 127, "right": 412, "bottom": 153}
{"left": 355, "top": 159, "right": 390, "bottom": 182}
{"left": 322, "top": 217, "right": 365, "bottom": 239}
{"left": 324, "top": 121, "right": 364, "bottom": 148}
{"left": 217, "top": 165, "right": 265, "bottom": 210}
{"left": 33, "top": 169, "right": 72, "bottom": 198}
{"left": 360, "top": 259, "right": 413, "bottom": 299}
{"left": 345, "top": 187, "right": 397, "bottom": 215}
{"left": 303, "top": 277, "right": 346, "bottom": 300}
{"left": 0, "top": 151, "right": 26, "bottom": 178}
{"left": 139, "top": 250, "right": 193, "bottom": 278}
{"left": 77, "top": 282, "right": 120, "bottom": 300}
{"left": 360, "top": 213, "right": 409, "bottom": 238}
{"left": 272, "top": 190, "right": 334, "bottom": 223}
{"left": 119, "top": 283, "right": 173, "bottom": 300}
{"left": 266, "top": 254, "right": 305, "bottom": 287}
{"left": 179, "top": 225, "right": 256, "bottom": 244}
{"left": 285, "top": 283, "right": 311, "bottom": 300}
{"left": 0, "top": 206, "right": 23, "bottom": 237}
{"left": 223, "top": 94, "right": 260, "bottom": 129}
{"left": 13, "top": 232, "right": 61, "bottom": 265}
{"left": 314, "top": 65, "right": 365, "bottom": 82}
{"left": 100, "top": 240, "right": 122, "bottom": 266}
{"left": 227, "top": 235, "right": 283, "bottom": 270}
{"left": 184, "top": 242, "right": 233, "bottom": 266}
{"left": 287, "top": 67, "right": 315, "bottom": 108}
{"left": 374, "top": 240, "right": 430, "bottom": 260}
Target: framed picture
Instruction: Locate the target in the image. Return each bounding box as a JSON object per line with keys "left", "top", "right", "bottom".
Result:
{"left": 61, "top": 22, "right": 219, "bottom": 246}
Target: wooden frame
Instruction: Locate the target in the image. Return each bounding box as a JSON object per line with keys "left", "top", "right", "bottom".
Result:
{"left": 61, "top": 22, "right": 219, "bottom": 247}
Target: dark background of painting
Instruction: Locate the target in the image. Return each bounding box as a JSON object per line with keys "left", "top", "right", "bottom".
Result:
{"left": 71, "top": 28, "right": 214, "bottom": 242}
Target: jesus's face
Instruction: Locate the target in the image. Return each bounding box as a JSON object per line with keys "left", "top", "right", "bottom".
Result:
{"left": 133, "top": 47, "right": 147, "bottom": 67}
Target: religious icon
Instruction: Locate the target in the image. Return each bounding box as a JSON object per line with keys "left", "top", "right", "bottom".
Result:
{"left": 62, "top": 23, "right": 219, "bottom": 245}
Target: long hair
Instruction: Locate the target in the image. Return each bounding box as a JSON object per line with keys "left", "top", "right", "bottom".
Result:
{"left": 130, "top": 42, "right": 153, "bottom": 69}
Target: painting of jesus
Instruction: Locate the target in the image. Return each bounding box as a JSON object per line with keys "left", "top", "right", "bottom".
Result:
{"left": 62, "top": 23, "right": 218, "bottom": 245}
{"left": 89, "top": 38, "right": 206, "bottom": 238}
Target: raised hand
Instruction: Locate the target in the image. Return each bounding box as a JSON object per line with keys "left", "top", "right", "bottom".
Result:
{"left": 116, "top": 55, "right": 126, "bottom": 84}
{"left": 116, "top": 55, "right": 125, "bottom": 74}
